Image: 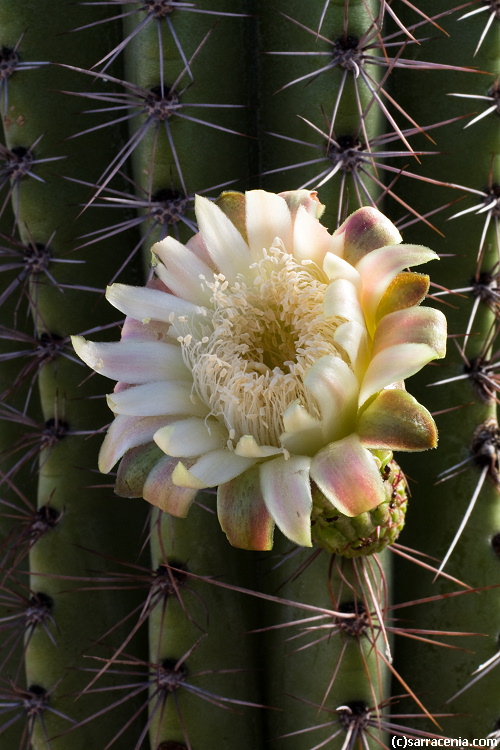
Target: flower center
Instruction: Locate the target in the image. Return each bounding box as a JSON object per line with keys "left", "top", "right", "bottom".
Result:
{"left": 178, "top": 242, "right": 348, "bottom": 447}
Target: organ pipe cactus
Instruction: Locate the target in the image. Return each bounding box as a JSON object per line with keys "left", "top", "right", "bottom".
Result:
{"left": 0, "top": 1, "right": 499, "bottom": 749}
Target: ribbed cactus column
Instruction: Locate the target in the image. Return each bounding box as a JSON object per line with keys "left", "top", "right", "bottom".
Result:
{"left": 123, "top": 0, "right": 254, "bottom": 225}
{"left": 0, "top": 2, "right": 149, "bottom": 747}
{"left": 146, "top": 503, "right": 265, "bottom": 749}
{"left": 0, "top": 207, "right": 40, "bottom": 748}
{"left": 258, "top": 0, "right": 384, "bottom": 226}
{"left": 387, "top": 1, "right": 500, "bottom": 737}
{"left": 262, "top": 542, "right": 394, "bottom": 749}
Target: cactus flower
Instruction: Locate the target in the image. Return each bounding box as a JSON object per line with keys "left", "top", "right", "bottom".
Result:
{"left": 72, "top": 190, "right": 446, "bottom": 551}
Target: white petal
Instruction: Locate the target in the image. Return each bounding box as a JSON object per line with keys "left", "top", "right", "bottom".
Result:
{"left": 304, "top": 355, "right": 359, "bottom": 442}
{"left": 292, "top": 205, "right": 332, "bottom": 265}
{"left": 154, "top": 418, "right": 227, "bottom": 457}
{"left": 72, "top": 337, "right": 188, "bottom": 383}
{"left": 195, "top": 195, "right": 252, "bottom": 279}
{"left": 280, "top": 401, "right": 324, "bottom": 456}
{"left": 116, "top": 314, "right": 172, "bottom": 344}
{"left": 323, "top": 278, "right": 365, "bottom": 326}
{"left": 333, "top": 321, "right": 369, "bottom": 378}
{"left": 98, "top": 414, "right": 172, "bottom": 473}
{"left": 323, "top": 252, "right": 361, "bottom": 286}
{"left": 260, "top": 455, "right": 312, "bottom": 547}
{"left": 245, "top": 190, "right": 292, "bottom": 258}
{"left": 107, "top": 382, "right": 208, "bottom": 417}
{"left": 359, "top": 343, "right": 440, "bottom": 406}
{"left": 185, "top": 231, "right": 213, "bottom": 266}
{"left": 172, "top": 449, "right": 258, "bottom": 489}
{"left": 283, "top": 400, "right": 322, "bottom": 434}
{"left": 106, "top": 283, "right": 206, "bottom": 325}
{"left": 152, "top": 236, "right": 214, "bottom": 305}
{"left": 234, "top": 435, "right": 282, "bottom": 458}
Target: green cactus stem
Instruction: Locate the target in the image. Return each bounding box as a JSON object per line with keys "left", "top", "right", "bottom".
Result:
{"left": 122, "top": 1, "right": 253, "bottom": 256}
{"left": 262, "top": 542, "right": 394, "bottom": 749}
{"left": 0, "top": 2, "right": 151, "bottom": 745}
{"left": 147, "top": 502, "right": 265, "bottom": 749}
{"left": 387, "top": 0, "right": 500, "bottom": 736}
{"left": 258, "top": 0, "right": 385, "bottom": 228}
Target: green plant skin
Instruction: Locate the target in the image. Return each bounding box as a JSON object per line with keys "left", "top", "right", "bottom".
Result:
{"left": 262, "top": 541, "right": 393, "bottom": 749}
{"left": 27, "top": 439, "right": 148, "bottom": 750}
{"left": 385, "top": 1, "right": 500, "bottom": 737}
{"left": 0, "top": 212, "right": 39, "bottom": 750}
{"left": 0, "top": 2, "right": 150, "bottom": 747}
{"left": 0, "top": 207, "right": 40, "bottom": 545}
{"left": 147, "top": 501, "right": 265, "bottom": 749}
{"left": 123, "top": 0, "right": 255, "bottom": 257}
{"left": 258, "top": 0, "right": 384, "bottom": 229}
{"left": 1, "top": 0, "right": 500, "bottom": 747}
{"left": 121, "top": 3, "right": 390, "bottom": 747}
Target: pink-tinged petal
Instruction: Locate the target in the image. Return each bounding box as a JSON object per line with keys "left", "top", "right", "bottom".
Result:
{"left": 359, "top": 343, "right": 441, "bottom": 407}
{"left": 154, "top": 418, "right": 227, "bottom": 457}
{"left": 99, "top": 414, "right": 174, "bottom": 473}
{"left": 304, "top": 355, "right": 359, "bottom": 442}
{"left": 118, "top": 314, "right": 170, "bottom": 344}
{"left": 310, "top": 434, "right": 386, "bottom": 517}
{"left": 333, "top": 321, "right": 369, "bottom": 378}
{"left": 152, "top": 236, "right": 214, "bottom": 305}
{"left": 323, "top": 278, "right": 365, "bottom": 326}
{"left": 186, "top": 230, "right": 214, "bottom": 268}
{"left": 143, "top": 455, "right": 197, "bottom": 517}
{"left": 217, "top": 467, "right": 274, "bottom": 550}
{"left": 114, "top": 443, "right": 163, "bottom": 498}
{"left": 291, "top": 205, "right": 333, "bottom": 265}
{"left": 323, "top": 252, "right": 361, "bottom": 285}
{"left": 260, "top": 456, "right": 312, "bottom": 547}
{"left": 172, "top": 449, "right": 258, "bottom": 489}
{"left": 106, "top": 283, "right": 206, "bottom": 326}
{"left": 245, "top": 190, "right": 292, "bottom": 258}
{"left": 358, "top": 389, "right": 438, "bottom": 451}
{"left": 334, "top": 206, "right": 402, "bottom": 266}
{"left": 356, "top": 244, "right": 438, "bottom": 332}
{"left": 234, "top": 435, "right": 282, "bottom": 458}
{"left": 118, "top": 290, "right": 177, "bottom": 344}
{"left": 372, "top": 307, "right": 447, "bottom": 359}
{"left": 107, "top": 382, "right": 208, "bottom": 418}
{"left": 195, "top": 194, "right": 252, "bottom": 279}
{"left": 72, "top": 336, "right": 188, "bottom": 384}
{"left": 375, "top": 272, "right": 430, "bottom": 322}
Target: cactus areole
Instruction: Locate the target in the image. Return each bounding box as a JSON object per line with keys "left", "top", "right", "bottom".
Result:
{"left": 72, "top": 190, "right": 446, "bottom": 552}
